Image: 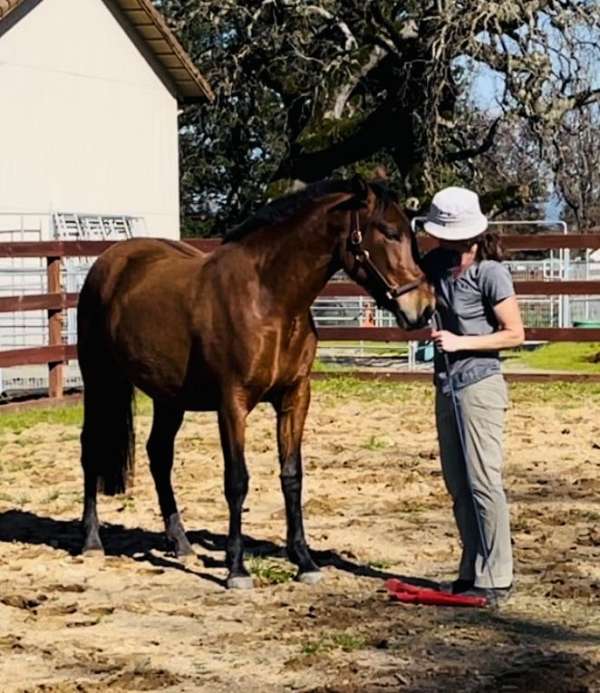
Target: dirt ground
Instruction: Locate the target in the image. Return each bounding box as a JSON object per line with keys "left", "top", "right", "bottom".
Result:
{"left": 0, "top": 380, "right": 599, "bottom": 693}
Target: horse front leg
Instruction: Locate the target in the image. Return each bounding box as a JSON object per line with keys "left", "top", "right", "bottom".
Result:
{"left": 275, "top": 378, "right": 321, "bottom": 584}
{"left": 218, "top": 394, "right": 252, "bottom": 589}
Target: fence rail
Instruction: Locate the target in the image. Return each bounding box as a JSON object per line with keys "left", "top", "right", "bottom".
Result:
{"left": 1, "top": 234, "right": 600, "bottom": 398}
{"left": 1, "top": 233, "right": 600, "bottom": 258}
{"left": 321, "top": 281, "right": 600, "bottom": 296}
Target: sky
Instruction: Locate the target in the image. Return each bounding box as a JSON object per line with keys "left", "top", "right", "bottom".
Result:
{"left": 465, "top": 36, "right": 600, "bottom": 221}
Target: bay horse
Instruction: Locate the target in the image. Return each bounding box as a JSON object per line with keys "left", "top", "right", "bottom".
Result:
{"left": 77, "top": 176, "right": 435, "bottom": 588}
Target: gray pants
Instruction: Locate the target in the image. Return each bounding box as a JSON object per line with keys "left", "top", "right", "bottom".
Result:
{"left": 435, "top": 374, "right": 513, "bottom": 588}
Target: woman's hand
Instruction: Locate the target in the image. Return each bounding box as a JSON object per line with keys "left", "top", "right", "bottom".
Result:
{"left": 431, "top": 297, "right": 525, "bottom": 352}
{"left": 431, "top": 330, "right": 464, "bottom": 353}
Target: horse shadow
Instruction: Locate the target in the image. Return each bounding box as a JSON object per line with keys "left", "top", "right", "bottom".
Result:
{"left": 0, "top": 509, "right": 437, "bottom": 589}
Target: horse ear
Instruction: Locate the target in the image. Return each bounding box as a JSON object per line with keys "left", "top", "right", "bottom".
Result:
{"left": 325, "top": 176, "right": 372, "bottom": 213}
{"left": 331, "top": 175, "right": 369, "bottom": 211}
{"left": 350, "top": 174, "right": 369, "bottom": 207}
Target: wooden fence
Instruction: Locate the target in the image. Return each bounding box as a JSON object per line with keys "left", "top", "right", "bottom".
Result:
{"left": 1, "top": 234, "right": 600, "bottom": 399}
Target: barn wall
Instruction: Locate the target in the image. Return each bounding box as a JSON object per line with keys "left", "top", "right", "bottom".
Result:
{"left": 0, "top": 0, "right": 181, "bottom": 238}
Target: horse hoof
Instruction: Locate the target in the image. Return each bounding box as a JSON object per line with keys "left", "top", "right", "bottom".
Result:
{"left": 227, "top": 575, "right": 254, "bottom": 590}
{"left": 82, "top": 547, "right": 104, "bottom": 560}
{"left": 177, "top": 551, "right": 196, "bottom": 566}
{"left": 297, "top": 571, "right": 322, "bottom": 585}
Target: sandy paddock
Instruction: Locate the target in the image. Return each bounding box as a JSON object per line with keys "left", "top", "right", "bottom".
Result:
{"left": 0, "top": 379, "right": 598, "bottom": 692}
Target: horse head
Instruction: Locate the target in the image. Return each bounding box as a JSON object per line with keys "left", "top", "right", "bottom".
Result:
{"left": 333, "top": 176, "right": 435, "bottom": 330}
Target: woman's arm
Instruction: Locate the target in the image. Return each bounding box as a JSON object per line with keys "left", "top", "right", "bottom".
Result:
{"left": 431, "top": 296, "right": 525, "bottom": 352}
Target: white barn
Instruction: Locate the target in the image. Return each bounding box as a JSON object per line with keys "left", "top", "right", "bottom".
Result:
{"left": 0, "top": 0, "right": 212, "bottom": 240}
{"left": 0, "top": 0, "right": 212, "bottom": 389}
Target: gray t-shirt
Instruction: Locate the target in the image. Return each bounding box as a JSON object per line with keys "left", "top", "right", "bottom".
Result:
{"left": 422, "top": 248, "right": 515, "bottom": 392}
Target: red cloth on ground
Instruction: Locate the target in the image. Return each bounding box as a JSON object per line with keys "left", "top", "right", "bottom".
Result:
{"left": 385, "top": 579, "right": 487, "bottom": 607}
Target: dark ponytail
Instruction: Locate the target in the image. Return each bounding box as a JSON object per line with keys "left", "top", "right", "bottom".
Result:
{"left": 475, "top": 231, "right": 503, "bottom": 262}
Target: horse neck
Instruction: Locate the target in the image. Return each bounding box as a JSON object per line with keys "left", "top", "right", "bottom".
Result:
{"left": 242, "top": 214, "right": 342, "bottom": 315}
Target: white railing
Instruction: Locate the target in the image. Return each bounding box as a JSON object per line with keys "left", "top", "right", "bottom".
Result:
{"left": 0, "top": 211, "right": 144, "bottom": 394}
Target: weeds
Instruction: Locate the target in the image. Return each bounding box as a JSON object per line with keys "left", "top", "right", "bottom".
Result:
{"left": 247, "top": 557, "right": 296, "bottom": 585}
{"left": 331, "top": 632, "right": 367, "bottom": 652}
{"left": 118, "top": 495, "right": 136, "bottom": 511}
{"left": 363, "top": 435, "right": 392, "bottom": 450}
{"left": 302, "top": 631, "right": 367, "bottom": 655}
{"left": 367, "top": 558, "right": 393, "bottom": 570}
{"left": 302, "top": 638, "right": 330, "bottom": 656}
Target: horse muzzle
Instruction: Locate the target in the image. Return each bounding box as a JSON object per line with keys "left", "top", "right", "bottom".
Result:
{"left": 392, "top": 298, "right": 434, "bottom": 331}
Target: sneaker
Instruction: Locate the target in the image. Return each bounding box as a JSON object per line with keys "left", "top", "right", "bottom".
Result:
{"left": 459, "top": 584, "right": 513, "bottom": 606}
{"left": 439, "top": 578, "right": 474, "bottom": 595}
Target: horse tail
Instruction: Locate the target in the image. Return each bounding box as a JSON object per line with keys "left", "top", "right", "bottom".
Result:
{"left": 83, "top": 379, "right": 135, "bottom": 496}
{"left": 78, "top": 276, "right": 136, "bottom": 496}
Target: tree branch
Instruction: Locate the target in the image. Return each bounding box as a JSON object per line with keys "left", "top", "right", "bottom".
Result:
{"left": 324, "top": 45, "right": 386, "bottom": 119}
{"left": 272, "top": 100, "right": 414, "bottom": 182}
{"left": 446, "top": 117, "right": 501, "bottom": 162}
{"left": 302, "top": 5, "right": 358, "bottom": 50}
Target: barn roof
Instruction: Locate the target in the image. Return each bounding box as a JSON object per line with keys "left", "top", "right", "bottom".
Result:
{"left": 0, "top": 0, "right": 214, "bottom": 103}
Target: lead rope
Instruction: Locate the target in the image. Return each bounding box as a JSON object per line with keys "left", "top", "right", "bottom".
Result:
{"left": 432, "top": 311, "right": 498, "bottom": 607}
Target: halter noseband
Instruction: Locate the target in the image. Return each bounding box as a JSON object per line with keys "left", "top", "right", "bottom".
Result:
{"left": 347, "top": 210, "right": 424, "bottom": 302}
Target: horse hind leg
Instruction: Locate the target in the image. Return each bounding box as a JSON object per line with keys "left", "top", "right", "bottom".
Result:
{"left": 147, "top": 401, "right": 193, "bottom": 559}
{"left": 81, "top": 420, "right": 103, "bottom": 554}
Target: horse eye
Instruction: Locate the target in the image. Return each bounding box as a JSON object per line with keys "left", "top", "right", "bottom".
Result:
{"left": 379, "top": 225, "right": 401, "bottom": 240}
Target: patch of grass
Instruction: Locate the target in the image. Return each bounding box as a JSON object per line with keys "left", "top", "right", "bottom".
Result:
{"left": 311, "top": 359, "right": 353, "bottom": 373}
{"left": 504, "top": 342, "right": 600, "bottom": 373}
{"left": 302, "top": 638, "right": 331, "bottom": 656}
{"left": 312, "top": 377, "right": 434, "bottom": 404}
{"left": 363, "top": 435, "right": 392, "bottom": 450}
{"left": 367, "top": 558, "right": 393, "bottom": 570}
{"left": 0, "top": 405, "right": 83, "bottom": 433}
{"left": 318, "top": 340, "right": 408, "bottom": 355}
{"left": 509, "top": 381, "right": 600, "bottom": 404}
{"left": 117, "top": 494, "right": 136, "bottom": 510}
{"left": 247, "top": 557, "right": 296, "bottom": 585}
{"left": 2, "top": 378, "right": 599, "bottom": 449}
{"left": 313, "top": 376, "right": 600, "bottom": 407}
{"left": 579, "top": 510, "right": 600, "bottom": 523}
{"left": 0, "top": 390, "right": 152, "bottom": 435}
{"left": 302, "top": 631, "right": 367, "bottom": 655}
{"left": 331, "top": 632, "right": 367, "bottom": 652}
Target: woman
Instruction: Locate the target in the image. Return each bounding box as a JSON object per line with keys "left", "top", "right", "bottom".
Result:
{"left": 421, "top": 187, "right": 525, "bottom": 603}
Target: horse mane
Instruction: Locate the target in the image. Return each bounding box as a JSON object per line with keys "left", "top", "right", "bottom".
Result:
{"left": 222, "top": 178, "right": 397, "bottom": 244}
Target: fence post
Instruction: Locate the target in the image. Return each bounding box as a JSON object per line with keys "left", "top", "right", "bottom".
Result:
{"left": 47, "top": 255, "right": 63, "bottom": 399}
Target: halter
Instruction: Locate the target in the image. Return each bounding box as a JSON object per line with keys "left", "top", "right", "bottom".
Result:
{"left": 347, "top": 210, "right": 424, "bottom": 302}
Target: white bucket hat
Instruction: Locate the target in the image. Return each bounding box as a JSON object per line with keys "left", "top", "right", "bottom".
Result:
{"left": 423, "top": 186, "right": 488, "bottom": 240}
